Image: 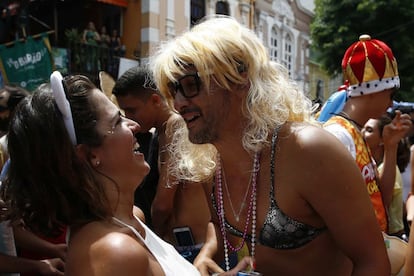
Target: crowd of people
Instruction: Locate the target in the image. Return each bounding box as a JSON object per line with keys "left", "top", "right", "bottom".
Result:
{"left": 1, "top": 14, "right": 414, "bottom": 275}
{"left": 81, "top": 21, "right": 125, "bottom": 76}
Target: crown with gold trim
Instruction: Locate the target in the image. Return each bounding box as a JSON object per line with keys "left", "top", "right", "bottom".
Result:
{"left": 342, "top": 34, "right": 399, "bottom": 97}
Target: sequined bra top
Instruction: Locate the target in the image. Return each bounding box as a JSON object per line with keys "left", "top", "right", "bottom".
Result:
{"left": 212, "top": 127, "right": 326, "bottom": 250}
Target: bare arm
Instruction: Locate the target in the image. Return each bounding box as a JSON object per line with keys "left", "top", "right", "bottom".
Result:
{"left": 151, "top": 131, "right": 179, "bottom": 238}
{"left": 379, "top": 112, "right": 412, "bottom": 207}
{"left": 406, "top": 146, "right": 414, "bottom": 223}
{"left": 82, "top": 30, "right": 87, "bottom": 43}
{"left": 194, "top": 222, "right": 222, "bottom": 276}
{"left": 0, "top": 253, "right": 64, "bottom": 275}
{"left": 405, "top": 220, "right": 414, "bottom": 274}
{"left": 13, "top": 225, "right": 67, "bottom": 260}
{"left": 301, "top": 126, "right": 389, "bottom": 275}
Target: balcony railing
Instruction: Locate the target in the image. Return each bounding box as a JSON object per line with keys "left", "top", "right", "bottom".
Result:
{"left": 67, "top": 41, "right": 121, "bottom": 79}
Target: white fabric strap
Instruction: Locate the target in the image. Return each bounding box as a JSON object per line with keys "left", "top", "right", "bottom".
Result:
{"left": 50, "top": 71, "right": 77, "bottom": 145}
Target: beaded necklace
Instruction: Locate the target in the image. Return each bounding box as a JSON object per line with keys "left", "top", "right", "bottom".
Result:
{"left": 216, "top": 152, "right": 260, "bottom": 271}
{"left": 222, "top": 166, "right": 252, "bottom": 222}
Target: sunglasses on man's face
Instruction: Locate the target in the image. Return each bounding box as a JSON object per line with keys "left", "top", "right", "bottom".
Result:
{"left": 167, "top": 72, "right": 202, "bottom": 99}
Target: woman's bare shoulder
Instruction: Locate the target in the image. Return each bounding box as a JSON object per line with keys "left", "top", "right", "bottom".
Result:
{"left": 68, "top": 222, "right": 149, "bottom": 275}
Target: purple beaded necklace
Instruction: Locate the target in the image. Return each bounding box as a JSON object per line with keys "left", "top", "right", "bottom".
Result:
{"left": 216, "top": 152, "right": 260, "bottom": 271}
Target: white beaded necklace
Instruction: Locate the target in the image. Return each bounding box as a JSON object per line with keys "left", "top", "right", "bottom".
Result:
{"left": 216, "top": 152, "right": 260, "bottom": 271}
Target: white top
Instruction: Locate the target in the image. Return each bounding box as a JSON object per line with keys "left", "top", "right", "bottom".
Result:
{"left": 324, "top": 123, "right": 357, "bottom": 159}
{"left": 112, "top": 216, "right": 200, "bottom": 276}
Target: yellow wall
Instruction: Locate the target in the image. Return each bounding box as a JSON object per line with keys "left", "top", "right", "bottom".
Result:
{"left": 122, "top": 1, "right": 141, "bottom": 59}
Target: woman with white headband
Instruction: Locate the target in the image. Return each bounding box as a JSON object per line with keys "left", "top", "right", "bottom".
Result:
{"left": 0, "top": 72, "right": 250, "bottom": 275}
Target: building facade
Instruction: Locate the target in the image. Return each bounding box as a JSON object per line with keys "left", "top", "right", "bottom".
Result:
{"left": 122, "top": 0, "right": 320, "bottom": 97}
{"left": 10, "top": 0, "right": 329, "bottom": 98}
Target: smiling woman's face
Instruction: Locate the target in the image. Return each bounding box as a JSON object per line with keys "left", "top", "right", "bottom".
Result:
{"left": 90, "top": 90, "right": 150, "bottom": 188}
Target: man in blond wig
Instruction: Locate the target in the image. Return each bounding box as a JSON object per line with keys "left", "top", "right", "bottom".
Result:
{"left": 150, "top": 16, "right": 389, "bottom": 275}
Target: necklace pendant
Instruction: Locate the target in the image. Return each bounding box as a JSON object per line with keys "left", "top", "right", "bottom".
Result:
{"left": 235, "top": 215, "right": 240, "bottom": 222}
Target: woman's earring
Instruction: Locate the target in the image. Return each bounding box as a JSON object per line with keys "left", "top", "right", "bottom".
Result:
{"left": 95, "top": 160, "right": 100, "bottom": 166}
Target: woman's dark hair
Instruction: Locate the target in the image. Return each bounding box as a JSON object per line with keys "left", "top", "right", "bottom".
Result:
{"left": 0, "top": 84, "right": 30, "bottom": 112}
{"left": 1, "top": 75, "right": 111, "bottom": 235}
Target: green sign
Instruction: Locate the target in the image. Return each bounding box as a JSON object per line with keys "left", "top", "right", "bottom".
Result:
{"left": 0, "top": 34, "right": 53, "bottom": 91}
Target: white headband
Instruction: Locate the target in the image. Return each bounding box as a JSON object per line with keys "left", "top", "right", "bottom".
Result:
{"left": 50, "top": 71, "right": 77, "bottom": 145}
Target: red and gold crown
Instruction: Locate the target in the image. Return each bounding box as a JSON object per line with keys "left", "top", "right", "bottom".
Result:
{"left": 342, "top": 34, "right": 399, "bottom": 97}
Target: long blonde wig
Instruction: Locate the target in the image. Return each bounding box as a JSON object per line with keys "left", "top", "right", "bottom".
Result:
{"left": 150, "top": 16, "right": 313, "bottom": 178}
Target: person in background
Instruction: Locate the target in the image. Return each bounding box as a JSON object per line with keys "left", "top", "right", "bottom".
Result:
{"left": 0, "top": 220, "right": 65, "bottom": 276}
{"left": 99, "top": 26, "right": 110, "bottom": 48}
{"left": 1, "top": 165, "right": 65, "bottom": 276}
{"left": 0, "top": 84, "right": 29, "bottom": 169}
{"left": 108, "top": 29, "right": 124, "bottom": 78}
{"left": 150, "top": 15, "right": 390, "bottom": 275}
{"left": 82, "top": 21, "right": 100, "bottom": 45}
{"left": 112, "top": 66, "right": 160, "bottom": 227}
{"left": 404, "top": 218, "right": 414, "bottom": 275}
{"left": 0, "top": 85, "right": 65, "bottom": 276}
{"left": 404, "top": 112, "right": 414, "bottom": 233}
{"left": 0, "top": 71, "right": 248, "bottom": 276}
{"left": 109, "top": 29, "right": 124, "bottom": 57}
{"left": 113, "top": 65, "right": 212, "bottom": 263}
{"left": 98, "top": 26, "right": 111, "bottom": 72}
{"left": 324, "top": 34, "right": 411, "bottom": 233}
{"left": 0, "top": 86, "right": 67, "bottom": 276}
{"left": 362, "top": 114, "right": 410, "bottom": 240}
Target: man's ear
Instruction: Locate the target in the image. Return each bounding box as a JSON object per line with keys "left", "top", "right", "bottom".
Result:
{"left": 149, "top": 93, "right": 162, "bottom": 106}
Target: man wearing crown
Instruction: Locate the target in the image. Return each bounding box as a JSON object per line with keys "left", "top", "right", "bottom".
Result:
{"left": 324, "top": 35, "right": 411, "bottom": 234}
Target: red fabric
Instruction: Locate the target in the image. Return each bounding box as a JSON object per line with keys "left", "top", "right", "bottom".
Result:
{"left": 342, "top": 38, "right": 394, "bottom": 83}
{"left": 19, "top": 226, "right": 67, "bottom": 276}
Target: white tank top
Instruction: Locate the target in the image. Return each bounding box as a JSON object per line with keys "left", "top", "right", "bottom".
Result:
{"left": 112, "top": 216, "right": 200, "bottom": 276}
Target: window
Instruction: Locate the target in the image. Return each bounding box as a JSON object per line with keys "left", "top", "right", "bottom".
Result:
{"left": 283, "top": 34, "right": 292, "bottom": 76}
{"left": 216, "top": 1, "right": 229, "bottom": 15}
{"left": 191, "top": 0, "right": 205, "bottom": 26}
{"left": 270, "top": 27, "right": 278, "bottom": 61}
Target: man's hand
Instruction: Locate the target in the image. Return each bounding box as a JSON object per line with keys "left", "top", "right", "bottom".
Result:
{"left": 198, "top": 256, "right": 255, "bottom": 276}
{"left": 383, "top": 111, "right": 412, "bottom": 147}
{"left": 194, "top": 254, "right": 224, "bottom": 276}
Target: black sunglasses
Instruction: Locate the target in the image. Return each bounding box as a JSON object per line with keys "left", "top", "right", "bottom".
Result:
{"left": 167, "top": 72, "right": 202, "bottom": 99}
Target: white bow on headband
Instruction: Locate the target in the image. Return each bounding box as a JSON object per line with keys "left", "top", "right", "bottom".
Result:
{"left": 50, "top": 71, "right": 77, "bottom": 145}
